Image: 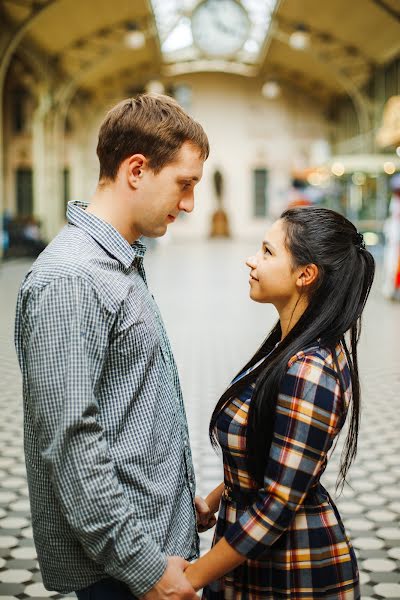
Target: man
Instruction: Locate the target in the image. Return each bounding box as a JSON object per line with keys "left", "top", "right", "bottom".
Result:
{"left": 15, "top": 94, "right": 210, "bottom": 600}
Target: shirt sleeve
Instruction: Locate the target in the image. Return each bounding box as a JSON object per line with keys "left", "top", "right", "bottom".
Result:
{"left": 21, "top": 276, "right": 167, "bottom": 596}
{"left": 224, "top": 354, "right": 344, "bottom": 559}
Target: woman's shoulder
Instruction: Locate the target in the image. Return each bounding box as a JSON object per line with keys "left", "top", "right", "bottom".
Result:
{"left": 288, "top": 342, "right": 348, "bottom": 373}
{"left": 277, "top": 345, "right": 349, "bottom": 419}
{"left": 285, "top": 342, "right": 351, "bottom": 398}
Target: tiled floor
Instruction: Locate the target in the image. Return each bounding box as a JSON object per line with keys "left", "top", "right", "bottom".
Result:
{"left": 0, "top": 239, "right": 399, "bottom": 599}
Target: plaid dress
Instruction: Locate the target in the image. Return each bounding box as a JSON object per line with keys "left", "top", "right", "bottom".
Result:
{"left": 203, "top": 343, "right": 360, "bottom": 600}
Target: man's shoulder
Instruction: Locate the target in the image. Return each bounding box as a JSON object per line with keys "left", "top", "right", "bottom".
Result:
{"left": 20, "top": 226, "right": 122, "bottom": 310}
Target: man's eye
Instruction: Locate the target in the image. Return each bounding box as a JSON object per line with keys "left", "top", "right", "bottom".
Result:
{"left": 263, "top": 246, "right": 271, "bottom": 255}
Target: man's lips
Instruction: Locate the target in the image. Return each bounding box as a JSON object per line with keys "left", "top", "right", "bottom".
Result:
{"left": 167, "top": 214, "right": 176, "bottom": 223}
{"left": 250, "top": 273, "right": 258, "bottom": 281}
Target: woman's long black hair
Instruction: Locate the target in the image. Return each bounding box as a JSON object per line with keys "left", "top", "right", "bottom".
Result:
{"left": 209, "top": 207, "right": 375, "bottom": 491}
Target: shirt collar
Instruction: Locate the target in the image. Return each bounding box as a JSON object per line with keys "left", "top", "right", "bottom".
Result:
{"left": 67, "top": 201, "right": 146, "bottom": 269}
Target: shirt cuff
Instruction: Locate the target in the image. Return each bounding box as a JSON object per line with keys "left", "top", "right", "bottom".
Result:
{"left": 126, "top": 550, "right": 168, "bottom": 597}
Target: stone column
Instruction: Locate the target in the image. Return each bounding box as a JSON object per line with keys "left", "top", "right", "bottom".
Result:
{"left": 32, "top": 93, "right": 64, "bottom": 241}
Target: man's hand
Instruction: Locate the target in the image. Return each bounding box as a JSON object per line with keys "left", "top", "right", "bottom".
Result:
{"left": 141, "top": 556, "right": 197, "bottom": 600}
{"left": 194, "top": 495, "right": 216, "bottom": 533}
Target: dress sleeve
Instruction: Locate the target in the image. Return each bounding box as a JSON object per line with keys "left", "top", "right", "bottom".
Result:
{"left": 224, "top": 354, "right": 344, "bottom": 559}
{"left": 19, "top": 276, "right": 167, "bottom": 596}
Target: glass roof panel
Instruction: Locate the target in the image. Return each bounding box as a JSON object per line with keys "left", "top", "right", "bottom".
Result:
{"left": 150, "top": 0, "right": 277, "bottom": 66}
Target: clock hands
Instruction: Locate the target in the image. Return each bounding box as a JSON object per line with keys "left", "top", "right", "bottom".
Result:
{"left": 207, "top": 0, "right": 246, "bottom": 37}
{"left": 191, "top": 0, "right": 250, "bottom": 57}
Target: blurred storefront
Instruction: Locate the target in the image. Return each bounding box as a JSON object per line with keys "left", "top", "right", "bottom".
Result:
{"left": 292, "top": 154, "right": 400, "bottom": 234}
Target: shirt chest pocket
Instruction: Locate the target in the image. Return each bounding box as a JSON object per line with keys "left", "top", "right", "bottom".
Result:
{"left": 113, "top": 297, "right": 160, "bottom": 360}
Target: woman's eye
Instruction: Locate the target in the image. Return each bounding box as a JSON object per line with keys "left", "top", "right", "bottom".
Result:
{"left": 263, "top": 246, "right": 271, "bottom": 255}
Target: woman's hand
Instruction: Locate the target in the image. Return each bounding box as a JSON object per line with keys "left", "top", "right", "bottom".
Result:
{"left": 195, "top": 483, "right": 225, "bottom": 532}
{"left": 194, "top": 496, "right": 217, "bottom": 532}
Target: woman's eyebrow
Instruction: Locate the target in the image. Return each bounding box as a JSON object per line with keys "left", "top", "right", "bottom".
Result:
{"left": 263, "top": 240, "right": 276, "bottom": 251}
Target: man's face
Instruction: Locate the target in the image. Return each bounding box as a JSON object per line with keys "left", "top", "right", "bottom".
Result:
{"left": 133, "top": 141, "right": 204, "bottom": 238}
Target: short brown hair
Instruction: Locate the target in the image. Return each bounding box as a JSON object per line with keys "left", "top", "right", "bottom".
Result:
{"left": 96, "top": 93, "right": 209, "bottom": 181}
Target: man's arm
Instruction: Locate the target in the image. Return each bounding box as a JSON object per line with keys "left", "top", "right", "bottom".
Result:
{"left": 21, "top": 276, "right": 195, "bottom": 599}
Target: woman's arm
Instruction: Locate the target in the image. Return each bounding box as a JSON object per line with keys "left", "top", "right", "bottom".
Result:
{"left": 222, "top": 356, "right": 343, "bottom": 559}
{"left": 205, "top": 482, "right": 225, "bottom": 514}
{"left": 185, "top": 538, "right": 245, "bottom": 591}
{"left": 187, "top": 355, "right": 343, "bottom": 589}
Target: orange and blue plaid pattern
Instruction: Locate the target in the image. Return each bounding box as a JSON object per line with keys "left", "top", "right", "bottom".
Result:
{"left": 203, "top": 344, "right": 360, "bottom": 599}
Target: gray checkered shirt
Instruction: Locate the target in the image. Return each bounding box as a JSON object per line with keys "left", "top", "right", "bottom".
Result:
{"left": 14, "top": 201, "right": 199, "bottom": 596}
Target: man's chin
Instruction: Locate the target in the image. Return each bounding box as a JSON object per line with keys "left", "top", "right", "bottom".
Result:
{"left": 143, "top": 225, "right": 168, "bottom": 239}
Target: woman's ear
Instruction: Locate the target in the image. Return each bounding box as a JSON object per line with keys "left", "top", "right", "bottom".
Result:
{"left": 296, "top": 263, "right": 319, "bottom": 290}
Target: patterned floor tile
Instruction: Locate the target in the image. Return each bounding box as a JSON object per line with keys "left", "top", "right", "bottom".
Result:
{"left": 0, "top": 244, "right": 399, "bottom": 597}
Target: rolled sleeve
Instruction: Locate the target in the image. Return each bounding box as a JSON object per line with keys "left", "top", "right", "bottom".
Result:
{"left": 23, "top": 276, "right": 167, "bottom": 596}
{"left": 224, "top": 355, "right": 343, "bottom": 559}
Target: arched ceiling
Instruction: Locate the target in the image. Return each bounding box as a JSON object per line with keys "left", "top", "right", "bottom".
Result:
{"left": 1, "top": 0, "right": 399, "bottom": 103}
{"left": 1, "top": 0, "right": 161, "bottom": 94}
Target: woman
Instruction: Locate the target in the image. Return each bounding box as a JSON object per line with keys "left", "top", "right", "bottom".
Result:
{"left": 185, "top": 207, "right": 375, "bottom": 599}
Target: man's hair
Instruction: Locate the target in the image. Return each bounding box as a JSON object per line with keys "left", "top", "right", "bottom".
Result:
{"left": 96, "top": 93, "right": 209, "bottom": 181}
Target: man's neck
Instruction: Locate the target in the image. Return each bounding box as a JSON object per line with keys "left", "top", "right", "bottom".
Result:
{"left": 87, "top": 187, "right": 140, "bottom": 244}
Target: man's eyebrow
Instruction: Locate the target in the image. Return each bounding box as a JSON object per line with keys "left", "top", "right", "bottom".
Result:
{"left": 262, "top": 240, "right": 276, "bottom": 251}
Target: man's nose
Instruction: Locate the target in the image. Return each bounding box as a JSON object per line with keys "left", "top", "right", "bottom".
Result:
{"left": 179, "top": 194, "right": 194, "bottom": 213}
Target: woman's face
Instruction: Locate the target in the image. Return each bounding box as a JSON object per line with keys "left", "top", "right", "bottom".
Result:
{"left": 246, "top": 219, "right": 300, "bottom": 306}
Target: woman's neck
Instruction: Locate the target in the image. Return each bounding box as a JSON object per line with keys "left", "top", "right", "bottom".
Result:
{"left": 278, "top": 294, "right": 309, "bottom": 341}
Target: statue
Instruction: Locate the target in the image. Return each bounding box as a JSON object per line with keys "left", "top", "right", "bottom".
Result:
{"left": 210, "top": 168, "right": 231, "bottom": 238}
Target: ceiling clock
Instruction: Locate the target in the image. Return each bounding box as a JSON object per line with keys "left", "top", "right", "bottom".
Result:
{"left": 191, "top": 0, "right": 250, "bottom": 58}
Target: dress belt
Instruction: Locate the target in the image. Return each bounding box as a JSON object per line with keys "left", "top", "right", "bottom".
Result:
{"left": 222, "top": 481, "right": 323, "bottom": 507}
{"left": 222, "top": 484, "right": 258, "bottom": 507}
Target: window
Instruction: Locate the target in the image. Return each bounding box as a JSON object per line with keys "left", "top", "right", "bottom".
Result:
{"left": 253, "top": 168, "right": 268, "bottom": 217}
{"left": 63, "top": 168, "right": 70, "bottom": 214}
{"left": 16, "top": 168, "right": 33, "bottom": 216}
{"left": 12, "top": 88, "right": 28, "bottom": 133}
{"left": 150, "top": 0, "right": 277, "bottom": 65}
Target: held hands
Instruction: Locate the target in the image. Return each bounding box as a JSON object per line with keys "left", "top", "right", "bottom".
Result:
{"left": 141, "top": 556, "right": 198, "bottom": 600}
{"left": 194, "top": 495, "right": 217, "bottom": 533}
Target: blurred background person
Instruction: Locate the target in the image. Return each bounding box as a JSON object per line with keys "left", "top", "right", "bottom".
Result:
{"left": 382, "top": 173, "right": 400, "bottom": 300}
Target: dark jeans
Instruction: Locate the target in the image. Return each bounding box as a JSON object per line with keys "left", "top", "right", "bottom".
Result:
{"left": 75, "top": 577, "right": 135, "bottom": 599}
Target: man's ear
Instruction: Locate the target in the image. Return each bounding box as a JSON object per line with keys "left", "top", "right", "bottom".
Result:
{"left": 296, "top": 263, "right": 319, "bottom": 290}
{"left": 125, "top": 154, "right": 147, "bottom": 189}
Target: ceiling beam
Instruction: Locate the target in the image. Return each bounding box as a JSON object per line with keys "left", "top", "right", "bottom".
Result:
{"left": 371, "top": 0, "right": 400, "bottom": 22}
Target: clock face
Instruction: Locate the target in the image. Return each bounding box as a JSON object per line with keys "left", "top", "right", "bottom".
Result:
{"left": 191, "top": 0, "right": 250, "bottom": 58}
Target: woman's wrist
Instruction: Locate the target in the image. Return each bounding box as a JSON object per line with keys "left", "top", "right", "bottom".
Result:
{"left": 205, "top": 482, "right": 224, "bottom": 514}
{"left": 205, "top": 493, "right": 219, "bottom": 515}
{"left": 185, "top": 537, "right": 246, "bottom": 592}
{"left": 184, "top": 563, "right": 202, "bottom": 592}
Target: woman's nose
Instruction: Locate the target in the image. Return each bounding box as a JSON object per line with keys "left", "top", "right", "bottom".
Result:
{"left": 246, "top": 255, "right": 256, "bottom": 269}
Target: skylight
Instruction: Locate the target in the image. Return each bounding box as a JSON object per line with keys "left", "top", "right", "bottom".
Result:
{"left": 150, "top": 0, "right": 277, "bottom": 66}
